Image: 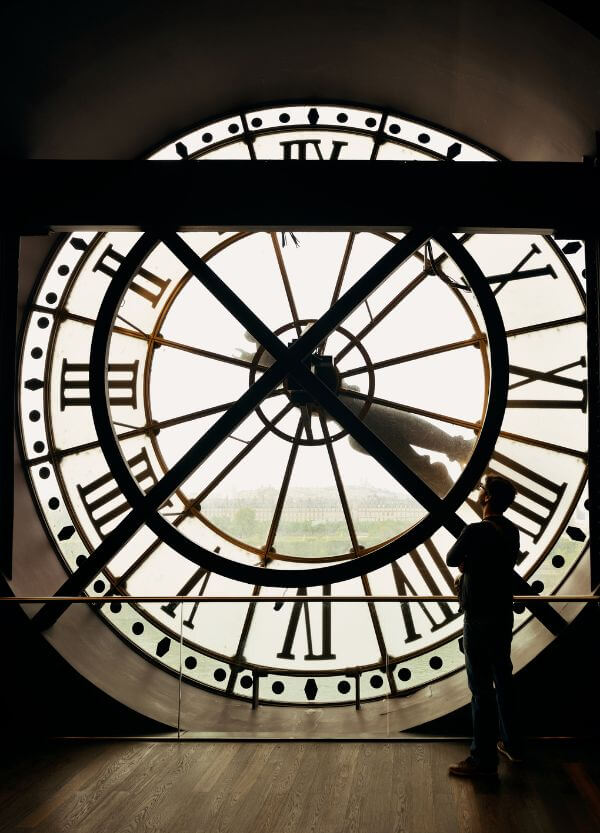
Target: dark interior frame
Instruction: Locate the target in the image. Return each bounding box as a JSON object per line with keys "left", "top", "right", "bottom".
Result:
{"left": 2, "top": 158, "right": 598, "bottom": 614}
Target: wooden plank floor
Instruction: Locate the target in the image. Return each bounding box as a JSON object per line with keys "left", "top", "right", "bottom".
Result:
{"left": 1, "top": 740, "right": 599, "bottom": 833}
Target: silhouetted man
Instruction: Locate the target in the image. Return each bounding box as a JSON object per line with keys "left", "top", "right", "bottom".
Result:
{"left": 447, "top": 474, "right": 523, "bottom": 777}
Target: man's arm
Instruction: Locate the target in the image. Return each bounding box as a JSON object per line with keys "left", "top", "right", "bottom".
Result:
{"left": 446, "top": 524, "right": 477, "bottom": 568}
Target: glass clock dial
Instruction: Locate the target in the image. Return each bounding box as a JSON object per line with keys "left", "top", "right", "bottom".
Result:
{"left": 18, "top": 104, "right": 589, "bottom": 709}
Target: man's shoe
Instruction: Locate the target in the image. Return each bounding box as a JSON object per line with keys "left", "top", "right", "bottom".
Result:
{"left": 448, "top": 756, "right": 498, "bottom": 778}
{"left": 497, "top": 741, "right": 523, "bottom": 763}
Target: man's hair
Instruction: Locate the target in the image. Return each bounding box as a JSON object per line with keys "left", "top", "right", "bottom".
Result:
{"left": 483, "top": 475, "right": 517, "bottom": 513}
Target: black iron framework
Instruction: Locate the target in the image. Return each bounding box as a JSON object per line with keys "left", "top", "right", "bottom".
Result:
{"left": 86, "top": 229, "right": 507, "bottom": 579}
{"left": 6, "top": 165, "right": 597, "bottom": 553}
{"left": 21, "top": 217, "right": 576, "bottom": 637}
{"left": 2, "top": 160, "right": 600, "bottom": 235}
{"left": 4, "top": 124, "right": 598, "bottom": 709}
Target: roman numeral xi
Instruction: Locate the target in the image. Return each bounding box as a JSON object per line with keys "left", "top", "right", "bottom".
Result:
{"left": 93, "top": 243, "right": 171, "bottom": 308}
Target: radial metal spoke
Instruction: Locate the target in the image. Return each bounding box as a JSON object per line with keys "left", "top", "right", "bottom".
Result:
{"left": 300, "top": 404, "right": 313, "bottom": 440}
{"left": 334, "top": 235, "right": 470, "bottom": 364}
{"left": 271, "top": 232, "right": 302, "bottom": 337}
{"left": 152, "top": 334, "right": 273, "bottom": 372}
{"left": 334, "top": 272, "right": 426, "bottom": 364}
{"left": 495, "top": 429, "right": 586, "bottom": 459}
{"left": 32, "top": 305, "right": 148, "bottom": 341}
{"left": 112, "top": 420, "right": 139, "bottom": 431}
{"left": 340, "top": 334, "right": 487, "bottom": 379}
{"left": 31, "top": 304, "right": 270, "bottom": 372}
{"left": 340, "top": 389, "right": 477, "bottom": 431}
{"left": 152, "top": 390, "right": 286, "bottom": 435}
{"left": 108, "top": 534, "right": 169, "bottom": 592}
{"left": 263, "top": 417, "right": 304, "bottom": 560}
{"left": 193, "top": 401, "right": 294, "bottom": 505}
{"left": 116, "top": 313, "right": 147, "bottom": 336}
{"left": 318, "top": 232, "right": 355, "bottom": 355}
{"left": 26, "top": 390, "right": 286, "bottom": 466}
{"left": 342, "top": 390, "right": 586, "bottom": 460}
{"left": 226, "top": 586, "right": 262, "bottom": 694}
{"left": 505, "top": 314, "right": 586, "bottom": 338}
{"left": 319, "top": 413, "right": 360, "bottom": 553}
{"left": 360, "top": 573, "right": 398, "bottom": 692}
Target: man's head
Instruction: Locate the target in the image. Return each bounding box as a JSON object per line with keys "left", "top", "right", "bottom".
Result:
{"left": 478, "top": 475, "right": 517, "bottom": 515}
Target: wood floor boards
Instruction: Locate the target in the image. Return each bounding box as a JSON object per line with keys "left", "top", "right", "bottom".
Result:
{"left": 1, "top": 739, "right": 599, "bottom": 833}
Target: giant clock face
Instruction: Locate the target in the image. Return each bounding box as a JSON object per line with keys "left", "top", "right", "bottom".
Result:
{"left": 18, "top": 103, "right": 589, "bottom": 712}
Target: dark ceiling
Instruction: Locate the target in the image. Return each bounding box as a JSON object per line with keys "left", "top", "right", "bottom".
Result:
{"left": 541, "top": 1, "right": 600, "bottom": 39}
{"left": 4, "top": 0, "right": 600, "bottom": 162}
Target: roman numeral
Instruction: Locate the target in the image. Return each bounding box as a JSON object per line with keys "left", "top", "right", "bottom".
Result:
{"left": 392, "top": 541, "right": 462, "bottom": 644}
{"left": 488, "top": 450, "right": 566, "bottom": 544}
{"left": 77, "top": 448, "right": 170, "bottom": 539}
{"left": 93, "top": 243, "right": 171, "bottom": 307}
{"left": 507, "top": 357, "right": 587, "bottom": 411}
{"left": 276, "top": 586, "right": 335, "bottom": 660}
{"left": 161, "top": 566, "right": 211, "bottom": 629}
{"left": 279, "top": 139, "right": 348, "bottom": 160}
{"left": 486, "top": 243, "right": 557, "bottom": 295}
{"left": 60, "top": 359, "right": 139, "bottom": 410}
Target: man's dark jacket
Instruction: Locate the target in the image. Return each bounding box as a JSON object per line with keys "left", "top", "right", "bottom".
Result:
{"left": 446, "top": 516, "right": 520, "bottom": 617}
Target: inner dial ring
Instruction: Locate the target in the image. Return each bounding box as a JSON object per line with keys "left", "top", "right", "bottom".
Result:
{"left": 87, "top": 226, "right": 509, "bottom": 585}
{"left": 133, "top": 231, "right": 494, "bottom": 569}
{"left": 250, "top": 320, "right": 375, "bottom": 446}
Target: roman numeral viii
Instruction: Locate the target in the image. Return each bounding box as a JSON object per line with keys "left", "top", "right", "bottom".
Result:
{"left": 76, "top": 448, "right": 171, "bottom": 539}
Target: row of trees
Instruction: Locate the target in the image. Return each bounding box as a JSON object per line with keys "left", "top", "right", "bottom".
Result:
{"left": 222, "top": 506, "right": 410, "bottom": 554}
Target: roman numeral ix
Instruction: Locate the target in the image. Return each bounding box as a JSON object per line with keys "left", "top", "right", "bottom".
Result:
{"left": 60, "top": 359, "right": 139, "bottom": 410}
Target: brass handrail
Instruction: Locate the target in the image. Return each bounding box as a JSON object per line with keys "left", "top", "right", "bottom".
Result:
{"left": 0, "top": 595, "right": 597, "bottom": 603}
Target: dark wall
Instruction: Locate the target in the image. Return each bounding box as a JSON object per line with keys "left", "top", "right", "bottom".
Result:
{"left": 0, "top": 577, "right": 169, "bottom": 736}
{"left": 3, "top": 0, "right": 599, "bottom": 737}
{"left": 5, "top": 0, "right": 600, "bottom": 162}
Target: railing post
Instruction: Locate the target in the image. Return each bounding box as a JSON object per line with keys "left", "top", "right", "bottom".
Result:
{"left": 251, "top": 670, "right": 267, "bottom": 709}
{"left": 354, "top": 672, "right": 361, "bottom": 710}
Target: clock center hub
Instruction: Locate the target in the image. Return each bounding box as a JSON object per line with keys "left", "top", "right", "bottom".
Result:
{"left": 249, "top": 319, "right": 376, "bottom": 446}
{"left": 283, "top": 349, "right": 341, "bottom": 407}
